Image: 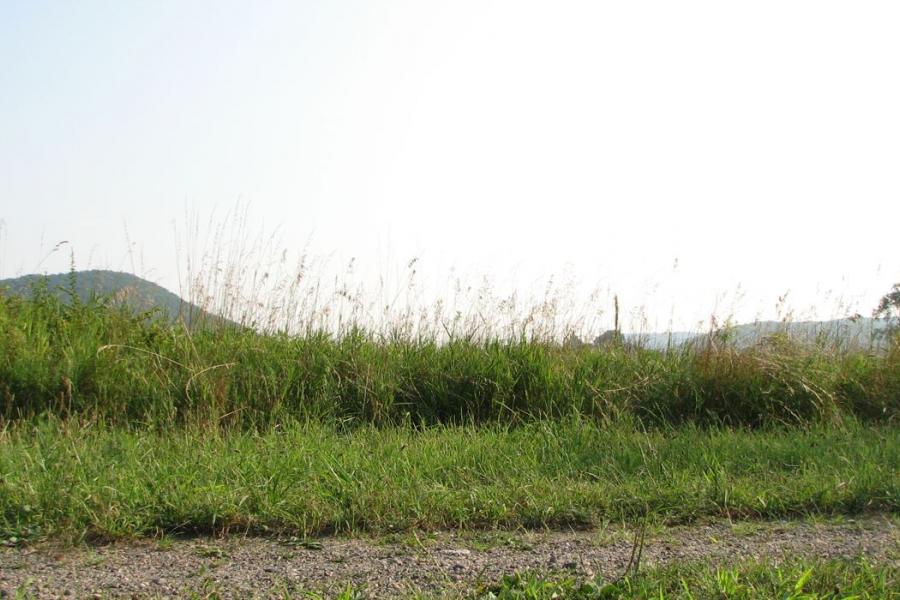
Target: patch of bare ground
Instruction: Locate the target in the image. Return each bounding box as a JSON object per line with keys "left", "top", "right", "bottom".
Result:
{"left": 1, "top": 517, "right": 897, "bottom": 598}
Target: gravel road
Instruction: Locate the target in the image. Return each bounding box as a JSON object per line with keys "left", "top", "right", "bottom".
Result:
{"left": 2, "top": 517, "right": 897, "bottom": 598}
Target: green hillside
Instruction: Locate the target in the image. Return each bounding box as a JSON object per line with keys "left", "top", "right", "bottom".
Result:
{"left": 0, "top": 269, "right": 209, "bottom": 325}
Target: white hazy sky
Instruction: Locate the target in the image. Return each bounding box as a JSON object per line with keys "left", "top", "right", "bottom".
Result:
{"left": 1, "top": 1, "right": 898, "bottom": 331}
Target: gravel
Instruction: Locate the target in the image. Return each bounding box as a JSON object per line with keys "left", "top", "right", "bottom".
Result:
{"left": 1, "top": 517, "right": 897, "bottom": 598}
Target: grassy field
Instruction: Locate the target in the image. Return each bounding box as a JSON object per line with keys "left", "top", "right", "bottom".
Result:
{"left": 1, "top": 418, "right": 896, "bottom": 541}
{"left": 1, "top": 286, "right": 898, "bottom": 596}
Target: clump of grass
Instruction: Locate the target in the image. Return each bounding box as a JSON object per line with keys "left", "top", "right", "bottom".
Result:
{"left": 470, "top": 557, "right": 897, "bottom": 599}
{"left": 0, "top": 288, "right": 898, "bottom": 428}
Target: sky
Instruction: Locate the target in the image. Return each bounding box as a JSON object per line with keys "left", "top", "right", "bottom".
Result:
{"left": 1, "top": 0, "right": 898, "bottom": 332}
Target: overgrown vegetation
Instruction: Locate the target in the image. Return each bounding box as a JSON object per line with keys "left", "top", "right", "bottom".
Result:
{"left": 0, "top": 287, "right": 898, "bottom": 429}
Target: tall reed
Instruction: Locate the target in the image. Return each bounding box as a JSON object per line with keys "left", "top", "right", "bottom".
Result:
{"left": 1, "top": 285, "right": 897, "bottom": 429}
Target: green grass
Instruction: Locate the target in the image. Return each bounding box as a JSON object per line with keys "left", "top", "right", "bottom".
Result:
{"left": 1, "top": 284, "right": 898, "bottom": 551}
{"left": 463, "top": 557, "right": 898, "bottom": 599}
{"left": 0, "top": 419, "right": 896, "bottom": 541}
{"left": 1, "top": 290, "right": 898, "bottom": 429}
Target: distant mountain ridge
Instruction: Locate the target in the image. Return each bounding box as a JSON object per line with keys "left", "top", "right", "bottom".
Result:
{"left": 0, "top": 270, "right": 210, "bottom": 325}
{"left": 696, "top": 318, "right": 888, "bottom": 348}
{"left": 623, "top": 317, "right": 889, "bottom": 350}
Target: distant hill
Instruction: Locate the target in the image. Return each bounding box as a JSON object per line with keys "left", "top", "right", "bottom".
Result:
{"left": 583, "top": 316, "right": 890, "bottom": 351}
{"left": 620, "top": 331, "right": 704, "bottom": 350}
{"left": 623, "top": 317, "right": 890, "bottom": 351}
{"left": 0, "top": 270, "right": 213, "bottom": 325}
{"left": 697, "top": 318, "right": 888, "bottom": 349}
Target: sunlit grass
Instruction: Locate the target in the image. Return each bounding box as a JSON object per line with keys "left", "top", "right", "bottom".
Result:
{"left": 0, "top": 418, "right": 896, "bottom": 541}
{"left": 462, "top": 557, "right": 898, "bottom": 600}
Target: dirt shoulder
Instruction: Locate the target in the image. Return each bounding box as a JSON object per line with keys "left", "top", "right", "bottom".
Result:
{"left": 2, "top": 517, "right": 898, "bottom": 599}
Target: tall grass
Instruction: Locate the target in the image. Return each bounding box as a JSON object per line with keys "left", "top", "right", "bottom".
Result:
{"left": 0, "top": 286, "right": 897, "bottom": 429}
